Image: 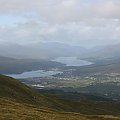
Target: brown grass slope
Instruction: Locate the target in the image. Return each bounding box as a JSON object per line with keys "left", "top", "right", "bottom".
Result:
{"left": 0, "top": 74, "right": 120, "bottom": 120}
{"left": 0, "top": 98, "right": 120, "bottom": 120}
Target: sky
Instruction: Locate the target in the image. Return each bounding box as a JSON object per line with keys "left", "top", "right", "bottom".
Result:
{"left": 0, "top": 0, "right": 120, "bottom": 47}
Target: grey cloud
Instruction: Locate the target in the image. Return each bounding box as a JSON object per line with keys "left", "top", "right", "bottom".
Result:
{"left": 0, "top": 0, "right": 120, "bottom": 47}
{"left": 1, "top": 19, "right": 120, "bottom": 47}
{"left": 0, "top": 0, "right": 120, "bottom": 23}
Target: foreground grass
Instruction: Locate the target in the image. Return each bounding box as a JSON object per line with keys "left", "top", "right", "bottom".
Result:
{"left": 0, "top": 74, "right": 120, "bottom": 120}
{"left": 0, "top": 98, "right": 120, "bottom": 120}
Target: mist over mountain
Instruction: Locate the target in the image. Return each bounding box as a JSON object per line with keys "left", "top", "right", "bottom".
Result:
{"left": 1, "top": 41, "right": 120, "bottom": 62}
{"left": 80, "top": 43, "right": 120, "bottom": 61}
{"left": 0, "top": 42, "right": 87, "bottom": 59}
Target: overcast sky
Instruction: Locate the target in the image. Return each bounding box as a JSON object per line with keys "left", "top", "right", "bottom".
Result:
{"left": 0, "top": 0, "right": 120, "bottom": 47}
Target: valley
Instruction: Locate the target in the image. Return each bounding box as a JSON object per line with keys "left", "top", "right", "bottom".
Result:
{"left": 20, "top": 73, "right": 120, "bottom": 101}
{"left": 3, "top": 56, "right": 120, "bottom": 101}
{"left": 1, "top": 1, "right": 120, "bottom": 119}
{"left": 1, "top": 44, "right": 120, "bottom": 119}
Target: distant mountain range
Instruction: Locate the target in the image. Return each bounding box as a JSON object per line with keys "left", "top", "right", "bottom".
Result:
{"left": 1, "top": 42, "right": 120, "bottom": 61}
{"left": 1, "top": 42, "right": 120, "bottom": 74}
{"left": 80, "top": 43, "right": 120, "bottom": 62}
{"left": 0, "top": 42, "right": 87, "bottom": 59}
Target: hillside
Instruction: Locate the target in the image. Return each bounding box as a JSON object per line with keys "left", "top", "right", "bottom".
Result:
{"left": 2, "top": 99, "right": 120, "bottom": 120}
{"left": 71, "top": 61, "right": 120, "bottom": 76}
{"left": 0, "top": 56, "right": 64, "bottom": 74}
{"left": 0, "top": 74, "right": 42, "bottom": 104}
{"left": 0, "top": 74, "right": 120, "bottom": 120}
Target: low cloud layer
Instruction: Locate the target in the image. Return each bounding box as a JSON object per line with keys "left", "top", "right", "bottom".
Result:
{"left": 0, "top": 0, "right": 120, "bottom": 47}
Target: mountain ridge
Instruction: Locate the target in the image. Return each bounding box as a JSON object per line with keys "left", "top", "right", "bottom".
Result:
{"left": 0, "top": 42, "right": 87, "bottom": 59}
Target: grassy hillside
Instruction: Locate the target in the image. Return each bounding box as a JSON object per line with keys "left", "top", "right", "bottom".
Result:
{"left": 0, "top": 74, "right": 120, "bottom": 120}
{"left": 1, "top": 98, "right": 120, "bottom": 120}
{"left": 0, "top": 74, "right": 43, "bottom": 104}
